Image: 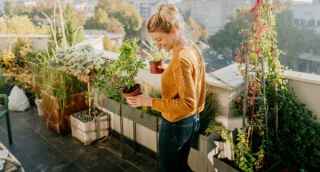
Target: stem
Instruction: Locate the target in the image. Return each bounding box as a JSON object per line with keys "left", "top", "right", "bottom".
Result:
{"left": 243, "top": 46, "right": 249, "bottom": 128}
{"left": 57, "top": 0, "right": 67, "bottom": 49}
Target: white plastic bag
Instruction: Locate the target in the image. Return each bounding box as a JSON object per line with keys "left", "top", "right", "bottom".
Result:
{"left": 8, "top": 86, "right": 30, "bottom": 111}
{"left": 0, "top": 149, "right": 9, "bottom": 170}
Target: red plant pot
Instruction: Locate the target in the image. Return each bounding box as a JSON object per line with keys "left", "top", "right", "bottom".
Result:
{"left": 149, "top": 61, "right": 164, "bottom": 74}
{"left": 122, "top": 84, "right": 142, "bottom": 98}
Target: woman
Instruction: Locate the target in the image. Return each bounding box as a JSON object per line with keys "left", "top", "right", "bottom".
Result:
{"left": 126, "top": 4, "right": 206, "bottom": 172}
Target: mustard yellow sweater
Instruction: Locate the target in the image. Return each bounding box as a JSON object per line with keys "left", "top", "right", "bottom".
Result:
{"left": 151, "top": 45, "right": 206, "bottom": 123}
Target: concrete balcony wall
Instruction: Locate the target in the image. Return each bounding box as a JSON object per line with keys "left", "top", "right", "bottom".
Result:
{"left": 284, "top": 70, "right": 320, "bottom": 119}
{"left": 0, "top": 34, "right": 49, "bottom": 51}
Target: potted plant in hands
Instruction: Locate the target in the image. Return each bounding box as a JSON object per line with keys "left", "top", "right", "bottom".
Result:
{"left": 142, "top": 40, "right": 168, "bottom": 74}
{"left": 96, "top": 40, "right": 145, "bottom": 99}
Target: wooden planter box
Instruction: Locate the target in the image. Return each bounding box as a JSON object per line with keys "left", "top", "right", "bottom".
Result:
{"left": 41, "top": 91, "right": 88, "bottom": 134}
{"left": 70, "top": 113, "right": 109, "bottom": 145}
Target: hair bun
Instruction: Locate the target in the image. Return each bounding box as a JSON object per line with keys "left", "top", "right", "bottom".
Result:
{"left": 159, "top": 4, "right": 178, "bottom": 21}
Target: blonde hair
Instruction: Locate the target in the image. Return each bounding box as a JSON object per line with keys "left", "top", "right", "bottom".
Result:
{"left": 147, "top": 4, "right": 182, "bottom": 33}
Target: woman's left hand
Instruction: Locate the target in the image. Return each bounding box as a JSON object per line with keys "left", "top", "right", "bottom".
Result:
{"left": 126, "top": 95, "right": 153, "bottom": 108}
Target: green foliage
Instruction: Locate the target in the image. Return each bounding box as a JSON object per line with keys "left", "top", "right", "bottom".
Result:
{"left": 199, "top": 92, "right": 218, "bottom": 135}
{"left": 4, "top": 0, "right": 14, "bottom": 17}
{"left": 63, "top": 5, "right": 85, "bottom": 47}
{"left": 267, "top": 83, "right": 320, "bottom": 170}
{"left": 0, "top": 15, "right": 48, "bottom": 34}
{"left": 86, "top": 0, "right": 142, "bottom": 36}
{"left": 233, "top": 2, "right": 320, "bottom": 171}
{"left": 0, "top": 68, "right": 8, "bottom": 94}
{"left": 53, "top": 44, "right": 110, "bottom": 76}
{"left": 208, "top": 12, "right": 250, "bottom": 57}
{"left": 95, "top": 39, "right": 145, "bottom": 101}
{"left": 208, "top": 8, "right": 320, "bottom": 68}
{"left": 33, "top": 52, "right": 86, "bottom": 110}
{"left": 46, "top": 4, "right": 84, "bottom": 50}
{"left": 12, "top": 38, "right": 33, "bottom": 67}
{"left": 234, "top": 2, "right": 282, "bottom": 171}
{"left": 234, "top": 129, "right": 256, "bottom": 172}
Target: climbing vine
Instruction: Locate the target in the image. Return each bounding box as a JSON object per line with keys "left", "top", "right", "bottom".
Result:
{"left": 234, "top": 0, "right": 284, "bottom": 171}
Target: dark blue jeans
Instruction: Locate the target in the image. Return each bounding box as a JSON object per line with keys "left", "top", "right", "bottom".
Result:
{"left": 159, "top": 115, "right": 200, "bottom": 172}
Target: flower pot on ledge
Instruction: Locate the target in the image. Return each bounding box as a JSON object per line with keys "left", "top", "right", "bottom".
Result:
{"left": 149, "top": 61, "right": 164, "bottom": 74}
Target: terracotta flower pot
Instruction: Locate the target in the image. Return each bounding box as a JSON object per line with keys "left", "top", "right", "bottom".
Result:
{"left": 149, "top": 61, "right": 164, "bottom": 74}
{"left": 122, "top": 84, "right": 142, "bottom": 98}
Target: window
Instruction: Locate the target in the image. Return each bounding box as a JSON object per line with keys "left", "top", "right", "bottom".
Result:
{"left": 308, "top": 19, "right": 315, "bottom": 27}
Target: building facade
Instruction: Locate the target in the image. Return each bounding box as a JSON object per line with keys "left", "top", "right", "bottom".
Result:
{"left": 177, "top": 0, "right": 254, "bottom": 36}
{"left": 127, "top": 0, "right": 165, "bottom": 19}
{"left": 292, "top": 0, "right": 320, "bottom": 33}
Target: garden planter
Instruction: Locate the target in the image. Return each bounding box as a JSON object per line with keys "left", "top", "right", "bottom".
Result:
{"left": 106, "top": 98, "right": 121, "bottom": 114}
{"left": 121, "top": 104, "right": 159, "bottom": 131}
{"left": 149, "top": 61, "right": 164, "bottom": 74}
{"left": 35, "top": 98, "right": 43, "bottom": 116}
{"left": 212, "top": 158, "right": 240, "bottom": 172}
{"left": 70, "top": 111, "right": 109, "bottom": 145}
{"left": 94, "top": 91, "right": 121, "bottom": 114}
{"left": 122, "top": 84, "right": 142, "bottom": 98}
{"left": 189, "top": 148, "right": 215, "bottom": 172}
{"left": 198, "top": 134, "right": 216, "bottom": 154}
{"left": 41, "top": 91, "right": 88, "bottom": 134}
{"left": 136, "top": 123, "right": 158, "bottom": 152}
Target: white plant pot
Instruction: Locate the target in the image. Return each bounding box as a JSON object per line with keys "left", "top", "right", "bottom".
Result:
{"left": 70, "top": 114, "right": 110, "bottom": 145}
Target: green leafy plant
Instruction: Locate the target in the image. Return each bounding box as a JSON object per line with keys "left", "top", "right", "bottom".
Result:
{"left": 13, "top": 38, "right": 32, "bottom": 67}
{"left": 43, "top": 1, "right": 84, "bottom": 51}
{"left": 0, "top": 68, "right": 8, "bottom": 94}
{"left": 234, "top": 129, "right": 256, "bottom": 172}
{"left": 267, "top": 83, "right": 320, "bottom": 171}
{"left": 35, "top": 52, "right": 86, "bottom": 113}
{"left": 234, "top": 1, "right": 282, "bottom": 171}
{"left": 63, "top": 4, "right": 85, "bottom": 47}
{"left": 233, "top": 1, "right": 320, "bottom": 171}
{"left": 95, "top": 39, "right": 145, "bottom": 101}
{"left": 199, "top": 92, "right": 218, "bottom": 135}
{"left": 52, "top": 44, "right": 110, "bottom": 77}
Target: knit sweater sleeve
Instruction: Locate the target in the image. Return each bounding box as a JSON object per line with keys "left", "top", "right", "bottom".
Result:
{"left": 151, "top": 56, "right": 196, "bottom": 122}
